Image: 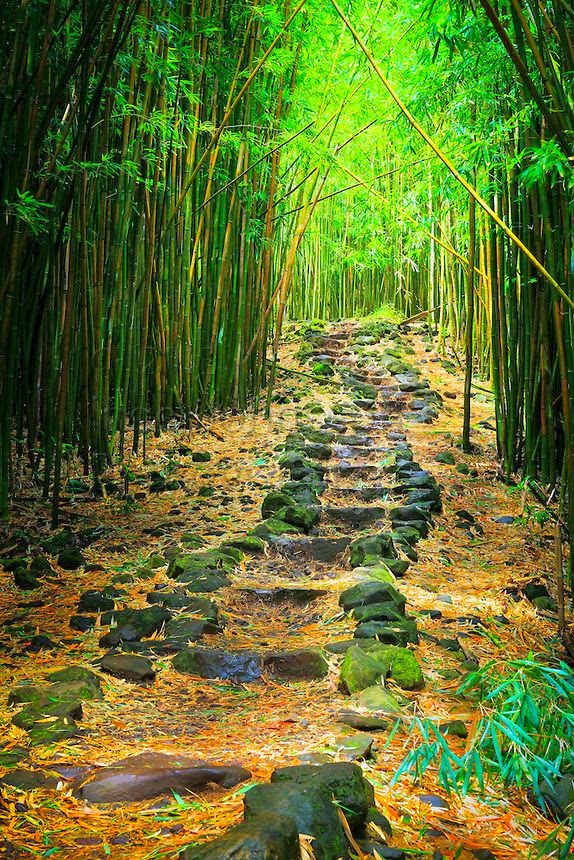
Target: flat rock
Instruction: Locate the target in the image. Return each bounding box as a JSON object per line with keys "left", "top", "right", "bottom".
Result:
{"left": 100, "top": 652, "right": 156, "bottom": 682}
{"left": 77, "top": 752, "right": 250, "bottom": 803}
{"left": 241, "top": 587, "right": 327, "bottom": 605}
{"left": 264, "top": 648, "right": 329, "bottom": 680}
{"left": 173, "top": 647, "right": 262, "bottom": 683}
{"left": 332, "top": 732, "right": 374, "bottom": 761}
{"left": 337, "top": 711, "right": 388, "bottom": 731}
{"left": 0, "top": 768, "right": 60, "bottom": 791}
{"left": 324, "top": 506, "right": 386, "bottom": 527}
{"left": 270, "top": 536, "right": 350, "bottom": 562}
{"left": 340, "top": 580, "right": 406, "bottom": 612}
{"left": 355, "top": 685, "right": 404, "bottom": 714}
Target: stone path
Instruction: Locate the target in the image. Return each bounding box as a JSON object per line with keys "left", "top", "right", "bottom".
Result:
{"left": 0, "top": 319, "right": 558, "bottom": 859}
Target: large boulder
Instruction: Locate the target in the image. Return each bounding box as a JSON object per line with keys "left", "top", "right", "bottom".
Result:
{"left": 244, "top": 782, "right": 348, "bottom": 860}
{"left": 271, "top": 762, "right": 374, "bottom": 834}
{"left": 180, "top": 813, "right": 300, "bottom": 859}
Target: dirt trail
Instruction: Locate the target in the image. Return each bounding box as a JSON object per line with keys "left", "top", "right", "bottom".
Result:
{"left": 0, "top": 320, "right": 562, "bottom": 860}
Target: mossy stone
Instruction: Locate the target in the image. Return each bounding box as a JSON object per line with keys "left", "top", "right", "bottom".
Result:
{"left": 456, "top": 462, "right": 470, "bottom": 475}
{"left": 221, "top": 535, "right": 265, "bottom": 553}
{"left": 350, "top": 565, "right": 396, "bottom": 584}
{"left": 338, "top": 646, "right": 389, "bottom": 694}
{"left": 47, "top": 665, "right": 101, "bottom": 690}
{"left": 14, "top": 569, "right": 40, "bottom": 590}
{"left": 0, "top": 747, "right": 28, "bottom": 768}
{"left": 360, "top": 644, "right": 424, "bottom": 690}
{"left": 28, "top": 717, "right": 78, "bottom": 746}
{"left": 312, "top": 361, "right": 335, "bottom": 377}
{"left": 435, "top": 451, "right": 456, "bottom": 465}
{"left": 58, "top": 549, "right": 85, "bottom": 570}
{"left": 439, "top": 719, "right": 468, "bottom": 738}
{"left": 252, "top": 518, "right": 302, "bottom": 538}
{"left": 2, "top": 556, "right": 28, "bottom": 572}
{"left": 192, "top": 451, "right": 211, "bottom": 462}
{"left": 41, "top": 528, "right": 74, "bottom": 554}
{"left": 355, "top": 685, "right": 404, "bottom": 714}
{"left": 350, "top": 534, "right": 396, "bottom": 568}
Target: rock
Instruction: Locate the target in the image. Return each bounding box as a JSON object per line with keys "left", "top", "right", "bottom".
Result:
{"left": 28, "top": 717, "right": 79, "bottom": 745}
{"left": 325, "top": 506, "right": 386, "bottom": 527}
{"left": 495, "top": 515, "right": 514, "bottom": 524}
{"left": 58, "top": 549, "right": 85, "bottom": 570}
{"left": 41, "top": 528, "right": 74, "bottom": 554}
{"left": 539, "top": 772, "right": 574, "bottom": 818}
{"left": 192, "top": 451, "right": 212, "bottom": 462}
{"left": 350, "top": 565, "right": 397, "bottom": 585}
{"left": 437, "top": 594, "right": 453, "bottom": 605}
{"left": 439, "top": 720, "right": 468, "bottom": 738}
{"left": 180, "top": 813, "right": 300, "bottom": 859}
{"left": 366, "top": 807, "right": 393, "bottom": 837}
{"left": 242, "top": 587, "right": 327, "bottom": 605}
{"left": 173, "top": 648, "right": 262, "bottom": 683}
{"left": 99, "top": 624, "right": 142, "bottom": 648}
{"left": 264, "top": 648, "right": 329, "bottom": 680}
{"left": 23, "top": 635, "right": 59, "bottom": 652}
{"left": 100, "top": 605, "right": 171, "bottom": 637}
{"left": 0, "top": 768, "right": 60, "bottom": 791}
{"left": 270, "top": 536, "right": 350, "bottom": 562}
{"left": 339, "top": 581, "right": 406, "bottom": 612}
{"left": 355, "top": 685, "right": 404, "bottom": 714}
{"left": 221, "top": 536, "right": 265, "bottom": 554}
{"left": 472, "top": 852, "right": 497, "bottom": 860}
{"left": 0, "top": 747, "right": 28, "bottom": 768}
{"left": 244, "top": 782, "right": 348, "bottom": 860}
{"left": 69, "top": 615, "right": 95, "bottom": 632}
{"left": 360, "top": 644, "right": 423, "bottom": 690}
{"left": 357, "top": 844, "right": 405, "bottom": 859}
{"left": 100, "top": 652, "right": 156, "bottom": 682}
{"left": 354, "top": 619, "right": 419, "bottom": 647}
{"left": 77, "top": 752, "right": 250, "bottom": 803}
{"left": 12, "top": 697, "right": 82, "bottom": 731}
{"left": 350, "top": 535, "right": 397, "bottom": 568}
{"left": 8, "top": 684, "right": 49, "bottom": 707}
{"left": 418, "top": 794, "right": 449, "bottom": 810}
{"left": 339, "top": 646, "right": 389, "bottom": 694}
{"left": 164, "top": 615, "right": 220, "bottom": 642}
{"left": 13, "top": 569, "right": 40, "bottom": 590}
{"left": 271, "top": 762, "right": 374, "bottom": 834}
{"left": 333, "top": 732, "right": 374, "bottom": 761}
{"left": 77, "top": 590, "right": 115, "bottom": 612}
{"left": 353, "top": 603, "right": 405, "bottom": 623}
{"left": 146, "top": 590, "right": 219, "bottom": 611}
{"left": 435, "top": 452, "right": 455, "bottom": 465}
{"left": 337, "top": 711, "right": 388, "bottom": 731}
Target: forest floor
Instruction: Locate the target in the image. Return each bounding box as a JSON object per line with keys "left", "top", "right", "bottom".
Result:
{"left": 0, "top": 319, "right": 567, "bottom": 860}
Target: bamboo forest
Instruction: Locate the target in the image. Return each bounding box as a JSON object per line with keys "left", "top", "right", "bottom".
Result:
{"left": 1, "top": 0, "right": 574, "bottom": 857}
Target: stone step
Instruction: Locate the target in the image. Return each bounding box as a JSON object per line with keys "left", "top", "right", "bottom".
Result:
{"left": 328, "top": 486, "right": 390, "bottom": 502}
{"left": 324, "top": 506, "right": 386, "bottom": 527}
{"left": 240, "top": 586, "right": 327, "bottom": 604}
{"left": 269, "top": 535, "right": 350, "bottom": 562}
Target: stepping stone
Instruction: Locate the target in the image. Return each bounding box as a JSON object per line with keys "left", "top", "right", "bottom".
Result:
{"left": 164, "top": 615, "right": 220, "bottom": 641}
{"left": 76, "top": 752, "right": 250, "bottom": 803}
{"left": 272, "top": 762, "right": 374, "bottom": 834}
{"left": 263, "top": 648, "right": 329, "bottom": 680}
{"left": 339, "top": 580, "right": 406, "bottom": 612}
{"left": 339, "top": 646, "right": 388, "bottom": 694}
{"left": 270, "top": 536, "right": 350, "bottom": 562}
{"left": 354, "top": 619, "right": 419, "bottom": 646}
{"left": 0, "top": 768, "right": 60, "bottom": 791}
{"left": 333, "top": 732, "right": 374, "bottom": 761}
{"left": 173, "top": 647, "right": 262, "bottom": 682}
{"left": 176, "top": 569, "right": 230, "bottom": 592}
{"left": 241, "top": 587, "right": 327, "bottom": 605}
{"left": 357, "top": 843, "right": 405, "bottom": 859}
{"left": 350, "top": 534, "right": 397, "bottom": 567}
{"left": 100, "top": 605, "right": 171, "bottom": 637}
{"left": 100, "top": 652, "right": 156, "bottom": 682}
{"left": 337, "top": 464, "right": 379, "bottom": 478}
{"left": 244, "top": 782, "right": 347, "bottom": 860}
{"left": 355, "top": 685, "right": 404, "bottom": 714}
{"left": 77, "top": 590, "right": 115, "bottom": 613}
{"left": 181, "top": 813, "right": 299, "bottom": 860}
{"left": 353, "top": 603, "right": 406, "bottom": 623}
{"left": 330, "top": 486, "right": 389, "bottom": 501}
{"left": 324, "top": 506, "right": 386, "bottom": 527}
{"left": 337, "top": 711, "right": 388, "bottom": 731}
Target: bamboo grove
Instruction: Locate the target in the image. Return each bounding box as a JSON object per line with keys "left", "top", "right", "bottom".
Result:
{"left": 1, "top": 0, "right": 574, "bottom": 558}
{"left": 0, "top": 0, "right": 305, "bottom": 523}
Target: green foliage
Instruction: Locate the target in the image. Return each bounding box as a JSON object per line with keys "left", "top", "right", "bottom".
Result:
{"left": 393, "top": 658, "right": 574, "bottom": 811}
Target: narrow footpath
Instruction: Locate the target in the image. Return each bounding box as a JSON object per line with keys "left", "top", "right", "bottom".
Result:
{"left": 0, "top": 320, "right": 563, "bottom": 860}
